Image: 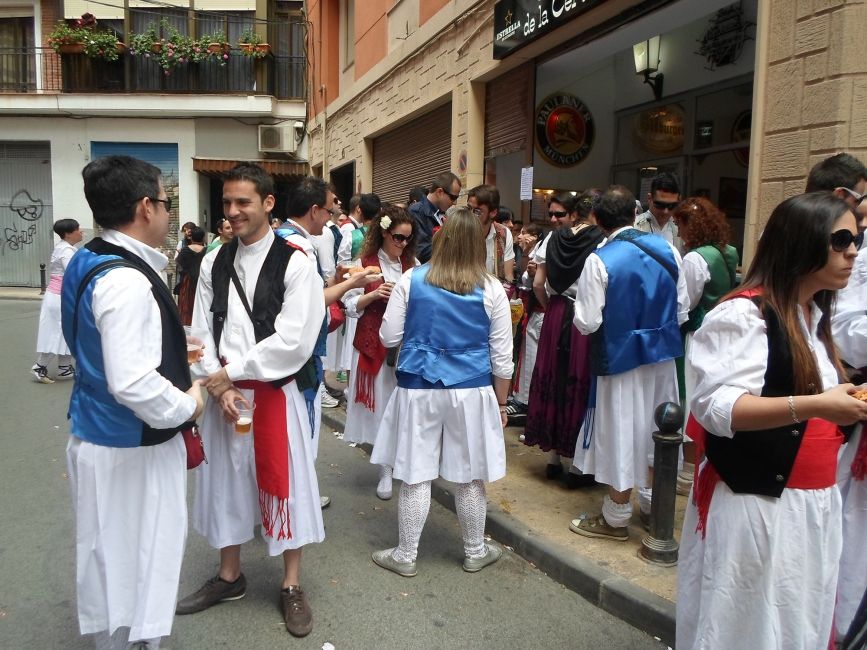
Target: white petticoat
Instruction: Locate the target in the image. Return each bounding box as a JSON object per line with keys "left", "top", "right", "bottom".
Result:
{"left": 343, "top": 347, "right": 398, "bottom": 446}
{"left": 36, "top": 292, "right": 70, "bottom": 355}
{"left": 371, "top": 386, "right": 506, "bottom": 485}
{"left": 677, "top": 475, "right": 841, "bottom": 650}
{"left": 191, "top": 384, "right": 324, "bottom": 555}
{"left": 836, "top": 427, "right": 867, "bottom": 638}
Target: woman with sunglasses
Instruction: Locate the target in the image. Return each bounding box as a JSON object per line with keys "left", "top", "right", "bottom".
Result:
{"left": 670, "top": 198, "right": 739, "bottom": 496}
{"left": 523, "top": 190, "right": 605, "bottom": 484}
{"left": 342, "top": 204, "right": 418, "bottom": 500}
{"left": 370, "top": 206, "right": 512, "bottom": 576}
{"left": 677, "top": 192, "right": 867, "bottom": 650}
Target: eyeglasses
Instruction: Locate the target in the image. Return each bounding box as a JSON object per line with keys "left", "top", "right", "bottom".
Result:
{"left": 388, "top": 232, "right": 412, "bottom": 244}
{"left": 143, "top": 197, "right": 171, "bottom": 211}
{"left": 444, "top": 189, "right": 460, "bottom": 202}
{"left": 830, "top": 229, "right": 864, "bottom": 252}
{"left": 837, "top": 187, "right": 867, "bottom": 207}
{"left": 652, "top": 199, "right": 680, "bottom": 211}
{"left": 548, "top": 210, "right": 569, "bottom": 218}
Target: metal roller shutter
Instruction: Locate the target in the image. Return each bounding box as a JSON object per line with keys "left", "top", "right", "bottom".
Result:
{"left": 372, "top": 102, "right": 452, "bottom": 204}
{"left": 485, "top": 62, "right": 533, "bottom": 159}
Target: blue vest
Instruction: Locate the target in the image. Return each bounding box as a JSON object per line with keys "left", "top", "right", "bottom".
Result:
{"left": 396, "top": 265, "right": 492, "bottom": 389}
{"left": 62, "top": 243, "right": 192, "bottom": 448}
{"left": 590, "top": 229, "right": 682, "bottom": 376}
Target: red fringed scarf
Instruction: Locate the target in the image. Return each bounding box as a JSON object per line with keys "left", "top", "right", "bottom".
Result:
{"left": 235, "top": 379, "right": 293, "bottom": 540}
{"left": 352, "top": 252, "right": 412, "bottom": 411}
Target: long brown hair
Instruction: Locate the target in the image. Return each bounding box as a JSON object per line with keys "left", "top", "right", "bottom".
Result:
{"left": 732, "top": 192, "right": 851, "bottom": 393}
{"left": 359, "top": 203, "right": 416, "bottom": 263}
{"left": 426, "top": 205, "right": 487, "bottom": 294}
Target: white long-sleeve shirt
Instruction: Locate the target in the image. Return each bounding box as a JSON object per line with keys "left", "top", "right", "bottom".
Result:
{"left": 682, "top": 250, "right": 711, "bottom": 311}
{"left": 343, "top": 249, "right": 419, "bottom": 318}
{"left": 192, "top": 228, "right": 326, "bottom": 382}
{"left": 690, "top": 298, "right": 839, "bottom": 437}
{"left": 379, "top": 270, "right": 515, "bottom": 380}
{"left": 832, "top": 246, "right": 867, "bottom": 367}
{"left": 50, "top": 239, "right": 77, "bottom": 277}
{"left": 90, "top": 229, "right": 197, "bottom": 429}
{"left": 572, "top": 226, "right": 689, "bottom": 335}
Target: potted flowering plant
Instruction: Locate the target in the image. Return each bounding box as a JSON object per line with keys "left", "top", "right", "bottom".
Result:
{"left": 129, "top": 19, "right": 202, "bottom": 74}
{"left": 237, "top": 28, "right": 271, "bottom": 58}
{"left": 202, "top": 30, "right": 230, "bottom": 65}
{"left": 48, "top": 14, "right": 125, "bottom": 61}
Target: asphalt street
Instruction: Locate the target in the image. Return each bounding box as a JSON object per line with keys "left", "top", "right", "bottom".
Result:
{"left": 0, "top": 298, "right": 667, "bottom": 649}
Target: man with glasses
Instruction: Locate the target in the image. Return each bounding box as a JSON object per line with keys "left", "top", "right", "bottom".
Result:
{"left": 61, "top": 155, "right": 205, "bottom": 648}
{"left": 817, "top": 152, "right": 867, "bottom": 642}
{"left": 634, "top": 172, "right": 684, "bottom": 254}
{"left": 467, "top": 184, "right": 515, "bottom": 286}
{"left": 409, "top": 171, "right": 462, "bottom": 263}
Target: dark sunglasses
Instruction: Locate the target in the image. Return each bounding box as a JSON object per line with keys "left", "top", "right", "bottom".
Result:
{"left": 652, "top": 199, "right": 679, "bottom": 211}
{"left": 444, "top": 189, "right": 460, "bottom": 202}
{"left": 389, "top": 232, "right": 412, "bottom": 244}
{"left": 548, "top": 210, "right": 569, "bottom": 218}
{"left": 139, "top": 196, "right": 172, "bottom": 211}
{"left": 830, "top": 229, "right": 864, "bottom": 252}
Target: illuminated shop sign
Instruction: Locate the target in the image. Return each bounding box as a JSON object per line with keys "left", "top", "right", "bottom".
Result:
{"left": 493, "top": 0, "right": 608, "bottom": 59}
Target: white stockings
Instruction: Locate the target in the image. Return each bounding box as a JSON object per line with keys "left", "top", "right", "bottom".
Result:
{"left": 392, "top": 481, "right": 431, "bottom": 563}
{"left": 455, "top": 480, "right": 488, "bottom": 559}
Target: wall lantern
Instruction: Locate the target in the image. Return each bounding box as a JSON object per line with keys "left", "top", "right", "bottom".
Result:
{"left": 633, "top": 35, "right": 664, "bottom": 101}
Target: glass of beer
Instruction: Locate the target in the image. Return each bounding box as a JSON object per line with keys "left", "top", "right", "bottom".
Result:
{"left": 183, "top": 326, "right": 207, "bottom": 365}
{"left": 235, "top": 401, "right": 255, "bottom": 434}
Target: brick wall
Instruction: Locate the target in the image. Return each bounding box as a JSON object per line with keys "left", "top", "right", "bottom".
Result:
{"left": 41, "top": 0, "right": 62, "bottom": 92}
{"left": 755, "top": 0, "right": 867, "bottom": 235}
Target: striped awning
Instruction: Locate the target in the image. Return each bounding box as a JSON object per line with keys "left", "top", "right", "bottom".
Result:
{"left": 193, "top": 157, "right": 308, "bottom": 181}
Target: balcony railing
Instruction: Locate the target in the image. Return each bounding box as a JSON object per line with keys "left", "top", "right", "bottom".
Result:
{"left": 0, "top": 47, "right": 305, "bottom": 100}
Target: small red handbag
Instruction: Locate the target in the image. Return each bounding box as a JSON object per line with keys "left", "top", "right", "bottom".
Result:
{"left": 327, "top": 301, "right": 346, "bottom": 333}
{"left": 182, "top": 426, "right": 207, "bottom": 470}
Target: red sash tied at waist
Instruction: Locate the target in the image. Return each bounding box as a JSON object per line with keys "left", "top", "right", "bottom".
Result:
{"left": 235, "top": 379, "right": 293, "bottom": 540}
{"left": 689, "top": 414, "right": 841, "bottom": 538}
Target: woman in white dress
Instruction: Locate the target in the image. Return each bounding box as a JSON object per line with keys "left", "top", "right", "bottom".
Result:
{"left": 33, "top": 218, "right": 82, "bottom": 383}
{"left": 343, "top": 205, "right": 418, "bottom": 499}
{"left": 677, "top": 192, "right": 867, "bottom": 650}
{"left": 370, "top": 206, "right": 513, "bottom": 576}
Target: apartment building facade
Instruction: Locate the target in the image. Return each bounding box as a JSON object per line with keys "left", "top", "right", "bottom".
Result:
{"left": 0, "top": 0, "right": 308, "bottom": 286}
{"left": 306, "top": 0, "right": 867, "bottom": 268}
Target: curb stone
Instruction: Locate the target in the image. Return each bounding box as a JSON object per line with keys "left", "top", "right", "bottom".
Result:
{"left": 320, "top": 408, "right": 676, "bottom": 646}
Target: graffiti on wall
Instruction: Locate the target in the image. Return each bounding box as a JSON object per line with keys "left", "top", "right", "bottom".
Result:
{"left": 3, "top": 189, "right": 44, "bottom": 254}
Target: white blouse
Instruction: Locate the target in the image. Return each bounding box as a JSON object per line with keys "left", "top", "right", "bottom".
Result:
{"left": 682, "top": 250, "right": 711, "bottom": 311}
{"left": 379, "top": 269, "right": 515, "bottom": 380}
{"left": 690, "top": 298, "right": 840, "bottom": 437}
{"left": 832, "top": 246, "right": 867, "bottom": 367}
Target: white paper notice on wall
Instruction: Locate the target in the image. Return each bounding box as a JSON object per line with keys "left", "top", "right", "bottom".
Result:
{"left": 520, "top": 167, "right": 534, "bottom": 201}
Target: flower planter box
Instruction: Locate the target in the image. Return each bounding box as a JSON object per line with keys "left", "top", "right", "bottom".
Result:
{"left": 207, "top": 42, "right": 230, "bottom": 55}
{"left": 58, "top": 43, "right": 85, "bottom": 54}
{"left": 239, "top": 43, "right": 271, "bottom": 57}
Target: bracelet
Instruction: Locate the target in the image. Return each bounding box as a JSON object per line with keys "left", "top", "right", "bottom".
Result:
{"left": 787, "top": 395, "right": 800, "bottom": 423}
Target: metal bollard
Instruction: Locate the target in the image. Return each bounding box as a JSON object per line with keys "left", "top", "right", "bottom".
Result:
{"left": 39, "top": 263, "right": 46, "bottom": 295}
{"left": 639, "top": 401, "right": 684, "bottom": 567}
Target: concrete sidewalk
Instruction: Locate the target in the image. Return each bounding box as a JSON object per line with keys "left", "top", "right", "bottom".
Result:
{"left": 320, "top": 402, "right": 682, "bottom": 647}
{"left": 0, "top": 287, "right": 43, "bottom": 301}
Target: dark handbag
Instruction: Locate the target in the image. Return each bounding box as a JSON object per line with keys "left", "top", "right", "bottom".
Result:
{"left": 182, "top": 425, "right": 207, "bottom": 470}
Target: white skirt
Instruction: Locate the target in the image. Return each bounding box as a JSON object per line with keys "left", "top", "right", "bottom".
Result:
{"left": 677, "top": 475, "right": 841, "bottom": 650}
{"left": 572, "top": 360, "right": 679, "bottom": 491}
{"left": 836, "top": 427, "right": 867, "bottom": 638}
{"left": 512, "top": 311, "right": 543, "bottom": 405}
{"left": 36, "top": 291, "right": 70, "bottom": 356}
{"left": 343, "top": 348, "right": 398, "bottom": 446}
{"left": 371, "top": 386, "right": 506, "bottom": 485}
{"left": 66, "top": 434, "right": 187, "bottom": 642}
{"left": 191, "top": 384, "right": 324, "bottom": 555}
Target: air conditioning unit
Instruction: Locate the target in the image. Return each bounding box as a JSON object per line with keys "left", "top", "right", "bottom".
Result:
{"left": 258, "top": 123, "right": 302, "bottom": 154}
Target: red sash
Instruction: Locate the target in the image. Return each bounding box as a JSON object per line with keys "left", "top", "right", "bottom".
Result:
{"left": 352, "top": 253, "right": 412, "bottom": 411}
{"left": 235, "top": 379, "right": 293, "bottom": 540}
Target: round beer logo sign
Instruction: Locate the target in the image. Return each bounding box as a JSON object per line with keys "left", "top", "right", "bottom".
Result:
{"left": 535, "top": 93, "right": 594, "bottom": 167}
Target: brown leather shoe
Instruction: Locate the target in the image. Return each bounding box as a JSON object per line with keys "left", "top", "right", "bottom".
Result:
{"left": 280, "top": 585, "right": 313, "bottom": 637}
{"left": 175, "top": 573, "right": 246, "bottom": 615}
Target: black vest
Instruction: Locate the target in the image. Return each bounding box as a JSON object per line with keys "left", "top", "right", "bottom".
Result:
{"left": 86, "top": 238, "right": 194, "bottom": 445}
{"left": 210, "top": 235, "right": 318, "bottom": 390}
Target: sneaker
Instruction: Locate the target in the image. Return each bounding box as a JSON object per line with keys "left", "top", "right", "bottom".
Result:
{"left": 175, "top": 573, "right": 247, "bottom": 615}
{"left": 505, "top": 400, "right": 527, "bottom": 425}
{"left": 31, "top": 364, "right": 54, "bottom": 384}
{"left": 56, "top": 364, "right": 75, "bottom": 380}
{"left": 372, "top": 548, "right": 417, "bottom": 577}
{"left": 280, "top": 585, "right": 313, "bottom": 637}
{"left": 462, "top": 543, "right": 503, "bottom": 573}
{"left": 319, "top": 384, "right": 339, "bottom": 408}
{"left": 320, "top": 495, "right": 331, "bottom": 509}
{"left": 569, "top": 514, "right": 629, "bottom": 542}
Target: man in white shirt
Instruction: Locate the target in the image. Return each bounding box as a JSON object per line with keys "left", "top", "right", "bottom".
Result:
{"left": 62, "top": 155, "right": 205, "bottom": 649}
{"left": 634, "top": 171, "right": 683, "bottom": 254}
{"left": 178, "top": 167, "right": 327, "bottom": 637}
{"left": 467, "top": 184, "right": 515, "bottom": 286}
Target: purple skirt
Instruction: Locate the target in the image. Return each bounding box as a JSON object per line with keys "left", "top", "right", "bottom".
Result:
{"left": 523, "top": 295, "right": 592, "bottom": 457}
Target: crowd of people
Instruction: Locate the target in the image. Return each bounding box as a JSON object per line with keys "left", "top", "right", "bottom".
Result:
{"left": 35, "top": 149, "right": 867, "bottom": 648}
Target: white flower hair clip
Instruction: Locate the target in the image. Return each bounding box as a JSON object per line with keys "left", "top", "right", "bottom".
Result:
{"left": 380, "top": 215, "right": 392, "bottom": 230}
